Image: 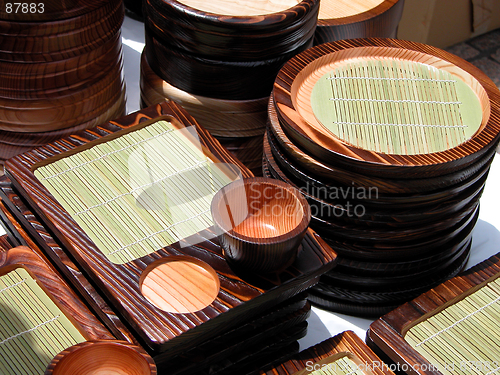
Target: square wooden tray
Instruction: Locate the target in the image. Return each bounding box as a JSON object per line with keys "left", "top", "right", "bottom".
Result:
{"left": 4, "top": 101, "right": 337, "bottom": 356}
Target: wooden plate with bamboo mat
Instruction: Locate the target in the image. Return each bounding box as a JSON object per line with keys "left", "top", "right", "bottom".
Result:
{"left": 0, "top": 241, "right": 115, "bottom": 374}
{"left": 0, "top": 176, "right": 313, "bottom": 374}
{"left": 4, "top": 101, "right": 337, "bottom": 358}
{"left": 260, "top": 330, "right": 396, "bottom": 375}
{"left": 367, "top": 251, "right": 500, "bottom": 374}
{"left": 314, "top": 0, "right": 404, "bottom": 45}
{"left": 273, "top": 38, "right": 500, "bottom": 178}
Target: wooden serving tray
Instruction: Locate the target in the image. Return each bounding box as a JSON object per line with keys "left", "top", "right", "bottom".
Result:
{"left": 367, "top": 251, "right": 500, "bottom": 374}
{"left": 261, "top": 330, "right": 396, "bottom": 374}
{"left": 5, "top": 101, "right": 337, "bottom": 356}
{"left": 0, "top": 178, "right": 137, "bottom": 344}
{"left": 0, "top": 240, "right": 114, "bottom": 374}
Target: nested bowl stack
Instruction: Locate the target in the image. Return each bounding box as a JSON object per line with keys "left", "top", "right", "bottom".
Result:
{"left": 141, "top": 0, "right": 320, "bottom": 175}
{"left": 0, "top": 0, "right": 126, "bottom": 165}
{"left": 314, "top": 0, "right": 405, "bottom": 45}
{"left": 265, "top": 38, "right": 500, "bottom": 317}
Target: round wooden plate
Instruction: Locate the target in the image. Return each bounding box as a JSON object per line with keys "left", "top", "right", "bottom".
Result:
{"left": 273, "top": 38, "right": 500, "bottom": 178}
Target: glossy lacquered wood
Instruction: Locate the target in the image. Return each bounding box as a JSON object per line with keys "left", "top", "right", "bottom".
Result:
{"left": 212, "top": 177, "right": 311, "bottom": 273}
{"left": 314, "top": 0, "right": 404, "bottom": 45}
{"left": 367, "top": 252, "right": 500, "bottom": 374}
{"left": 261, "top": 330, "right": 396, "bottom": 375}
{"left": 46, "top": 341, "right": 157, "bottom": 375}
{"left": 273, "top": 38, "right": 500, "bottom": 178}
{"left": 5, "top": 101, "right": 337, "bottom": 356}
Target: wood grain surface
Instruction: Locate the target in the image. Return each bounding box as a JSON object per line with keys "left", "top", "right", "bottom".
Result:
{"left": 0, "top": 177, "right": 138, "bottom": 344}
{"left": 5, "top": 101, "right": 337, "bottom": 356}
{"left": 315, "top": 0, "right": 404, "bottom": 45}
{"left": 273, "top": 38, "right": 500, "bottom": 178}
{"left": 367, "top": 252, "right": 500, "bottom": 374}
{"left": 261, "top": 330, "right": 396, "bottom": 374}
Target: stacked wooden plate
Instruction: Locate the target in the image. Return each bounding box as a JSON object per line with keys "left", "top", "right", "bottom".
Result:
{"left": 0, "top": 0, "right": 126, "bottom": 165}
{"left": 141, "top": 0, "right": 320, "bottom": 175}
{"left": 265, "top": 38, "right": 500, "bottom": 317}
{"left": 314, "top": 0, "right": 404, "bottom": 45}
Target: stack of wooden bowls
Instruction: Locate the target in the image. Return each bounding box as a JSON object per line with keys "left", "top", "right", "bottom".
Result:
{"left": 141, "top": 0, "right": 320, "bottom": 175}
{"left": 0, "top": 0, "right": 126, "bottom": 166}
{"left": 264, "top": 38, "right": 500, "bottom": 317}
{"left": 314, "top": 0, "right": 405, "bottom": 45}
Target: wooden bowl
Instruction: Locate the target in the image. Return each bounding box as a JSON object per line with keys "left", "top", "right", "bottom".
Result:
{"left": 314, "top": 0, "right": 404, "bottom": 45}
{"left": 0, "top": 0, "right": 123, "bottom": 62}
{"left": 144, "top": 0, "right": 319, "bottom": 60}
{"left": 273, "top": 38, "right": 500, "bottom": 178}
{"left": 45, "top": 341, "right": 157, "bottom": 375}
{"left": 211, "top": 177, "right": 310, "bottom": 273}
{"left": 140, "top": 52, "right": 268, "bottom": 137}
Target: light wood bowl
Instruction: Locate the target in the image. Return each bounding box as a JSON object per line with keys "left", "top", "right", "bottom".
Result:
{"left": 314, "top": 0, "right": 404, "bottom": 45}
{"left": 45, "top": 341, "right": 157, "bottom": 375}
{"left": 211, "top": 177, "right": 310, "bottom": 273}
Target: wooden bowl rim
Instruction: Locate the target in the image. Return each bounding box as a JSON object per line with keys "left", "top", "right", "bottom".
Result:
{"left": 211, "top": 176, "right": 311, "bottom": 243}
{"left": 317, "top": 0, "right": 400, "bottom": 25}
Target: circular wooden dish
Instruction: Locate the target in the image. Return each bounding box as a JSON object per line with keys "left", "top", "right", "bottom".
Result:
{"left": 0, "top": 0, "right": 123, "bottom": 62}
{"left": 314, "top": 0, "right": 404, "bottom": 45}
{"left": 267, "top": 95, "right": 497, "bottom": 196}
{"left": 264, "top": 130, "right": 488, "bottom": 229}
{"left": 140, "top": 52, "right": 267, "bottom": 137}
{"left": 0, "top": 0, "right": 121, "bottom": 22}
{"left": 145, "top": 31, "right": 310, "bottom": 100}
{"left": 273, "top": 39, "right": 500, "bottom": 178}
{"left": 144, "top": 0, "right": 319, "bottom": 61}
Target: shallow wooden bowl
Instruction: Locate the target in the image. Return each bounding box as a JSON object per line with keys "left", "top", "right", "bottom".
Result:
{"left": 144, "top": 0, "right": 318, "bottom": 61}
{"left": 273, "top": 38, "right": 500, "bottom": 178}
{"left": 211, "top": 177, "right": 311, "bottom": 273}
{"left": 46, "top": 341, "right": 157, "bottom": 375}
{"left": 140, "top": 52, "right": 268, "bottom": 137}
{"left": 0, "top": 0, "right": 123, "bottom": 62}
{"left": 314, "top": 0, "right": 404, "bottom": 45}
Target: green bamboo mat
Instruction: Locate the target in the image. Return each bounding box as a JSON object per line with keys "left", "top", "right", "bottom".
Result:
{"left": 305, "top": 355, "right": 365, "bottom": 375}
{"left": 405, "top": 277, "right": 500, "bottom": 374}
{"left": 0, "top": 268, "right": 86, "bottom": 375}
{"left": 34, "top": 120, "right": 236, "bottom": 264}
{"left": 311, "top": 59, "right": 482, "bottom": 155}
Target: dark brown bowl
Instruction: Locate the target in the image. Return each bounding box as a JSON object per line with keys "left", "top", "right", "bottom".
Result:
{"left": 45, "top": 341, "right": 157, "bottom": 375}
{"left": 211, "top": 177, "right": 311, "bottom": 273}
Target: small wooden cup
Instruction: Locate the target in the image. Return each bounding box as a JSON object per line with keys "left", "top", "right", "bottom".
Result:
{"left": 45, "top": 341, "right": 157, "bottom": 375}
{"left": 211, "top": 177, "right": 311, "bottom": 273}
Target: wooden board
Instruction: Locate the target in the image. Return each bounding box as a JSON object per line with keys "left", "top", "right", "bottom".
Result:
{"left": 0, "top": 241, "right": 114, "bottom": 374}
{"left": 5, "top": 101, "right": 337, "bottom": 356}
{"left": 261, "top": 330, "right": 396, "bottom": 374}
{"left": 367, "top": 251, "right": 500, "bottom": 374}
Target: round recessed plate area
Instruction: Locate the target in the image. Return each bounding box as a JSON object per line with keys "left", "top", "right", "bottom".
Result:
{"left": 176, "top": 0, "right": 301, "bottom": 16}
{"left": 309, "top": 57, "right": 483, "bottom": 155}
{"left": 140, "top": 257, "right": 220, "bottom": 314}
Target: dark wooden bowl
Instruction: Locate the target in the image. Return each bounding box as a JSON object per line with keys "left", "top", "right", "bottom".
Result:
{"left": 145, "top": 31, "right": 312, "bottom": 100}
{"left": 140, "top": 52, "right": 268, "bottom": 137}
{"left": 211, "top": 177, "right": 311, "bottom": 273}
{"left": 314, "top": 0, "right": 404, "bottom": 45}
{"left": 0, "top": 0, "right": 121, "bottom": 21}
{"left": 0, "top": 0, "right": 123, "bottom": 62}
{"left": 45, "top": 341, "right": 157, "bottom": 375}
{"left": 144, "top": 0, "right": 319, "bottom": 60}
{"left": 273, "top": 38, "right": 500, "bottom": 179}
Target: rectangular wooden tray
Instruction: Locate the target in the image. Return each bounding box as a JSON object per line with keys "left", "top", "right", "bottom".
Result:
{"left": 367, "top": 252, "right": 500, "bottom": 374}
{"left": 260, "top": 330, "right": 396, "bottom": 374}
{"left": 0, "top": 236, "right": 114, "bottom": 374}
{"left": 4, "top": 101, "right": 337, "bottom": 356}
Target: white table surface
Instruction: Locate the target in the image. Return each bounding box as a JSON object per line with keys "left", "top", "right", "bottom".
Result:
{"left": 2, "top": 15, "right": 498, "bottom": 355}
